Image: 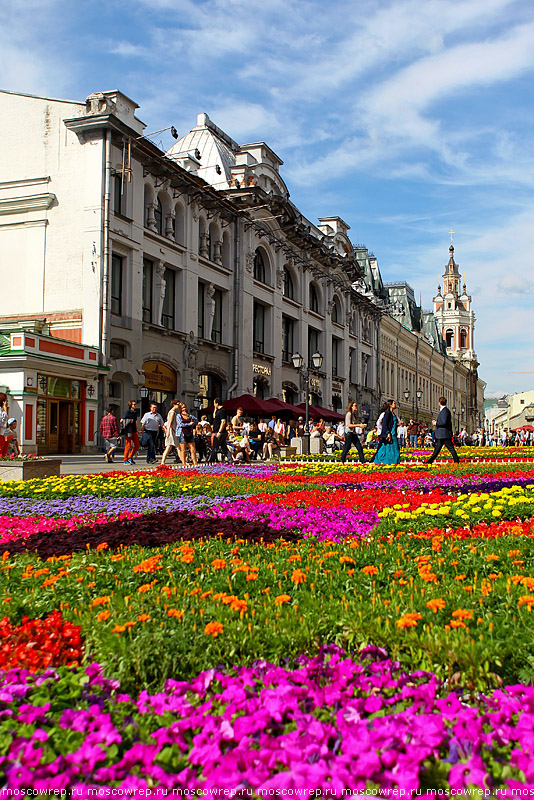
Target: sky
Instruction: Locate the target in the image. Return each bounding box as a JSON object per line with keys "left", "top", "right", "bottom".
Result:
{"left": 1, "top": 0, "right": 533, "bottom": 396}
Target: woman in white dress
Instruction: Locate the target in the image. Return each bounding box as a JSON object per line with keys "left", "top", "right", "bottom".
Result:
{"left": 160, "top": 399, "right": 181, "bottom": 466}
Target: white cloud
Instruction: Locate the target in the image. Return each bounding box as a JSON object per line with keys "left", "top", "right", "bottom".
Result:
{"left": 498, "top": 274, "right": 534, "bottom": 295}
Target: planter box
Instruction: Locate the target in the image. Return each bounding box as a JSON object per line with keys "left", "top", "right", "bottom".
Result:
{"left": 0, "top": 459, "right": 62, "bottom": 482}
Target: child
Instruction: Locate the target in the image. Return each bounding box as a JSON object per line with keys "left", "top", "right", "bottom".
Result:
{"left": 5, "top": 418, "right": 20, "bottom": 456}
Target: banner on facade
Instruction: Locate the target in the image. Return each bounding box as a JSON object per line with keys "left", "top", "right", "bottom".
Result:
{"left": 142, "top": 361, "right": 177, "bottom": 393}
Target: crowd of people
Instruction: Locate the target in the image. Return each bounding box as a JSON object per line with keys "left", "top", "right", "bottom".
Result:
{"left": 97, "top": 393, "right": 510, "bottom": 467}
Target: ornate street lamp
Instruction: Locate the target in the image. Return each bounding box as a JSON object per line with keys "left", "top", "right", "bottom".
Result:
{"left": 416, "top": 387, "right": 423, "bottom": 421}
{"left": 292, "top": 350, "right": 323, "bottom": 454}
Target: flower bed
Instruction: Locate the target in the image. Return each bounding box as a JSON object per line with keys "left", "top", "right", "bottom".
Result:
{"left": 2, "top": 648, "right": 534, "bottom": 794}
{"left": 2, "top": 458, "right": 534, "bottom": 790}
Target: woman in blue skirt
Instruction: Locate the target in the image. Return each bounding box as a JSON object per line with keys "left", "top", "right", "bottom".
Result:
{"left": 374, "top": 399, "right": 401, "bottom": 465}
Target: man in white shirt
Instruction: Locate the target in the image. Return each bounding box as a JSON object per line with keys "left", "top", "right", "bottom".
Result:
{"left": 140, "top": 403, "right": 165, "bottom": 464}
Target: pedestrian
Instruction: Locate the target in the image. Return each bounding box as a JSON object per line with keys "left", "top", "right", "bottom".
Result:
{"left": 176, "top": 403, "right": 198, "bottom": 466}
{"left": 0, "top": 392, "right": 9, "bottom": 458}
{"left": 5, "top": 418, "right": 20, "bottom": 456}
{"left": 121, "top": 400, "right": 140, "bottom": 464}
{"left": 426, "top": 396, "right": 460, "bottom": 465}
{"left": 160, "top": 399, "right": 181, "bottom": 466}
{"left": 209, "top": 397, "right": 229, "bottom": 463}
{"left": 99, "top": 407, "right": 120, "bottom": 463}
{"left": 140, "top": 402, "right": 164, "bottom": 464}
{"left": 375, "top": 400, "right": 401, "bottom": 465}
{"left": 397, "top": 419, "right": 407, "bottom": 449}
{"left": 407, "top": 419, "right": 419, "bottom": 448}
{"left": 340, "top": 401, "right": 365, "bottom": 464}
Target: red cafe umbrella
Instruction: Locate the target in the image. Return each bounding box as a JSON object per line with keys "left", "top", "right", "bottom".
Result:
{"left": 513, "top": 424, "right": 534, "bottom": 432}
{"left": 295, "top": 403, "right": 322, "bottom": 421}
{"left": 267, "top": 397, "right": 306, "bottom": 417}
{"left": 311, "top": 404, "right": 345, "bottom": 421}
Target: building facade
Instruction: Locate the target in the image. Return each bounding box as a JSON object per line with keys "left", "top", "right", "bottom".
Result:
{"left": 0, "top": 89, "right": 382, "bottom": 452}
{"left": 0, "top": 87, "right": 484, "bottom": 453}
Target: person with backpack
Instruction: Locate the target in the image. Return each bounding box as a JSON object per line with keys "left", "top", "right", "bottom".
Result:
{"left": 340, "top": 401, "right": 366, "bottom": 464}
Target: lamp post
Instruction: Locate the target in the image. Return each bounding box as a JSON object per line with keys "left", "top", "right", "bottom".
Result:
{"left": 292, "top": 350, "right": 323, "bottom": 454}
{"left": 461, "top": 404, "right": 466, "bottom": 430}
{"left": 452, "top": 405, "right": 457, "bottom": 435}
{"left": 403, "top": 388, "right": 411, "bottom": 420}
{"left": 416, "top": 388, "right": 423, "bottom": 422}
{"left": 193, "top": 396, "right": 201, "bottom": 412}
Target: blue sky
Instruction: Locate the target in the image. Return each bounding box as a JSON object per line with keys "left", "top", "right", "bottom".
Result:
{"left": 2, "top": 0, "right": 533, "bottom": 396}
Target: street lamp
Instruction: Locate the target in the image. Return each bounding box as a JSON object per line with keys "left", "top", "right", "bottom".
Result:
{"left": 403, "top": 388, "right": 410, "bottom": 403}
{"left": 140, "top": 386, "right": 149, "bottom": 400}
{"left": 292, "top": 350, "right": 323, "bottom": 454}
{"left": 452, "top": 405, "right": 457, "bottom": 434}
{"left": 193, "top": 396, "right": 201, "bottom": 411}
{"left": 416, "top": 388, "right": 423, "bottom": 421}
{"left": 461, "top": 404, "right": 466, "bottom": 429}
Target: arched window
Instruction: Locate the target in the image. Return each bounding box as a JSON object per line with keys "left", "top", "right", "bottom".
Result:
{"left": 222, "top": 231, "right": 231, "bottom": 269}
{"left": 174, "top": 203, "right": 185, "bottom": 245}
{"left": 282, "top": 385, "right": 295, "bottom": 405}
{"left": 283, "top": 267, "right": 294, "bottom": 299}
{"left": 253, "top": 377, "right": 268, "bottom": 399}
{"left": 254, "top": 249, "right": 266, "bottom": 283}
{"left": 445, "top": 329, "right": 454, "bottom": 348}
{"left": 460, "top": 329, "right": 467, "bottom": 348}
{"left": 199, "top": 373, "right": 223, "bottom": 407}
{"left": 309, "top": 283, "right": 319, "bottom": 313}
{"left": 154, "top": 198, "right": 163, "bottom": 236}
{"left": 331, "top": 296, "right": 341, "bottom": 323}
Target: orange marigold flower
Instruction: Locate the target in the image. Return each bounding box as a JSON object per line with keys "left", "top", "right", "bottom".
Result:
{"left": 133, "top": 555, "right": 163, "bottom": 574}
{"left": 291, "top": 568, "right": 307, "bottom": 584}
{"left": 91, "top": 596, "right": 111, "bottom": 608}
{"left": 454, "top": 575, "right": 467, "bottom": 581}
{"left": 451, "top": 608, "right": 473, "bottom": 620}
{"left": 396, "top": 612, "right": 422, "bottom": 629}
{"left": 339, "top": 556, "right": 355, "bottom": 564}
{"left": 275, "top": 594, "right": 291, "bottom": 606}
{"left": 138, "top": 581, "right": 157, "bottom": 593}
{"left": 229, "top": 599, "right": 248, "bottom": 613}
{"left": 288, "top": 554, "right": 302, "bottom": 562}
{"left": 96, "top": 610, "right": 110, "bottom": 622}
{"left": 111, "top": 624, "right": 126, "bottom": 634}
{"left": 167, "top": 608, "right": 185, "bottom": 619}
{"left": 204, "top": 621, "right": 224, "bottom": 637}
{"left": 96, "top": 542, "right": 108, "bottom": 551}
{"left": 137, "top": 613, "right": 151, "bottom": 622}
{"left": 211, "top": 559, "right": 227, "bottom": 570}
{"left": 486, "top": 554, "right": 500, "bottom": 561}
{"left": 426, "top": 598, "right": 446, "bottom": 613}
{"left": 246, "top": 572, "right": 259, "bottom": 581}
{"left": 124, "top": 621, "right": 136, "bottom": 629}
{"left": 450, "top": 620, "right": 467, "bottom": 629}
{"left": 362, "top": 565, "right": 378, "bottom": 576}
{"left": 518, "top": 595, "right": 534, "bottom": 611}
{"left": 110, "top": 554, "right": 124, "bottom": 562}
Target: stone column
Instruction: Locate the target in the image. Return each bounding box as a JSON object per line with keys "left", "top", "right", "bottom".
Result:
{"left": 154, "top": 261, "right": 166, "bottom": 326}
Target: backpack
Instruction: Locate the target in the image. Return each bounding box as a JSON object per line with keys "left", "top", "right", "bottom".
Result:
{"left": 376, "top": 412, "right": 385, "bottom": 436}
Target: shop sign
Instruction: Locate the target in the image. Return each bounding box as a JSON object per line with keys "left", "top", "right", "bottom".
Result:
{"left": 253, "top": 363, "right": 271, "bottom": 377}
{"left": 310, "top": 377, "right": 321, "bottom": 390}
{"left": 142, "top": 361, "right": 177, "bottom": 393}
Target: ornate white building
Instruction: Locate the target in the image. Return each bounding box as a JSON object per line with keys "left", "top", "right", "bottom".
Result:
{"left": 0, "top": 89, "right": 384, "bottom": 453}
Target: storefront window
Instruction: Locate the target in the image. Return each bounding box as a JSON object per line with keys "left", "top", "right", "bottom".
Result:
{"left": 71, "top": 381, "right": 81, "bottom": 399}
{"left": 48, "top": 377, "right": 71, "bottom": 398}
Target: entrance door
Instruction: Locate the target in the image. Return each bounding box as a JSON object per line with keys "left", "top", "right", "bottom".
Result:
{"left": 48, "top": 400, "right": 59, "bottom": 453}
{"left": 58, "top": 402, "right": 70, "bottom": 453}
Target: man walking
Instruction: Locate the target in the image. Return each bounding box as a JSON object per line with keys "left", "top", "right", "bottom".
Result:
{"left": 99, "top": 408, "right": 120, "bottom": 463}
{"left": 426, "top": 397, "right": 460, "bottom": 465}
{"left": 209, "top": 397, "right": 229, "bottom": 463}
{"left": 140, "top": 402, "right": 165, "bottom": 464}
{"left": 407, "top": 419, "right": 419, "bottom": 448}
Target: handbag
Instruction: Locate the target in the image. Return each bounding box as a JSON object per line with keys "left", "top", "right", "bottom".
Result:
{"left": 140, "top": 431, "right": 151, "bottom": 448}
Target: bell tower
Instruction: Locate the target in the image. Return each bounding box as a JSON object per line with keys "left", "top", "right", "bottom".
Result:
{"left": 433, "top": 233, "right": 477, "bottom": 368}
